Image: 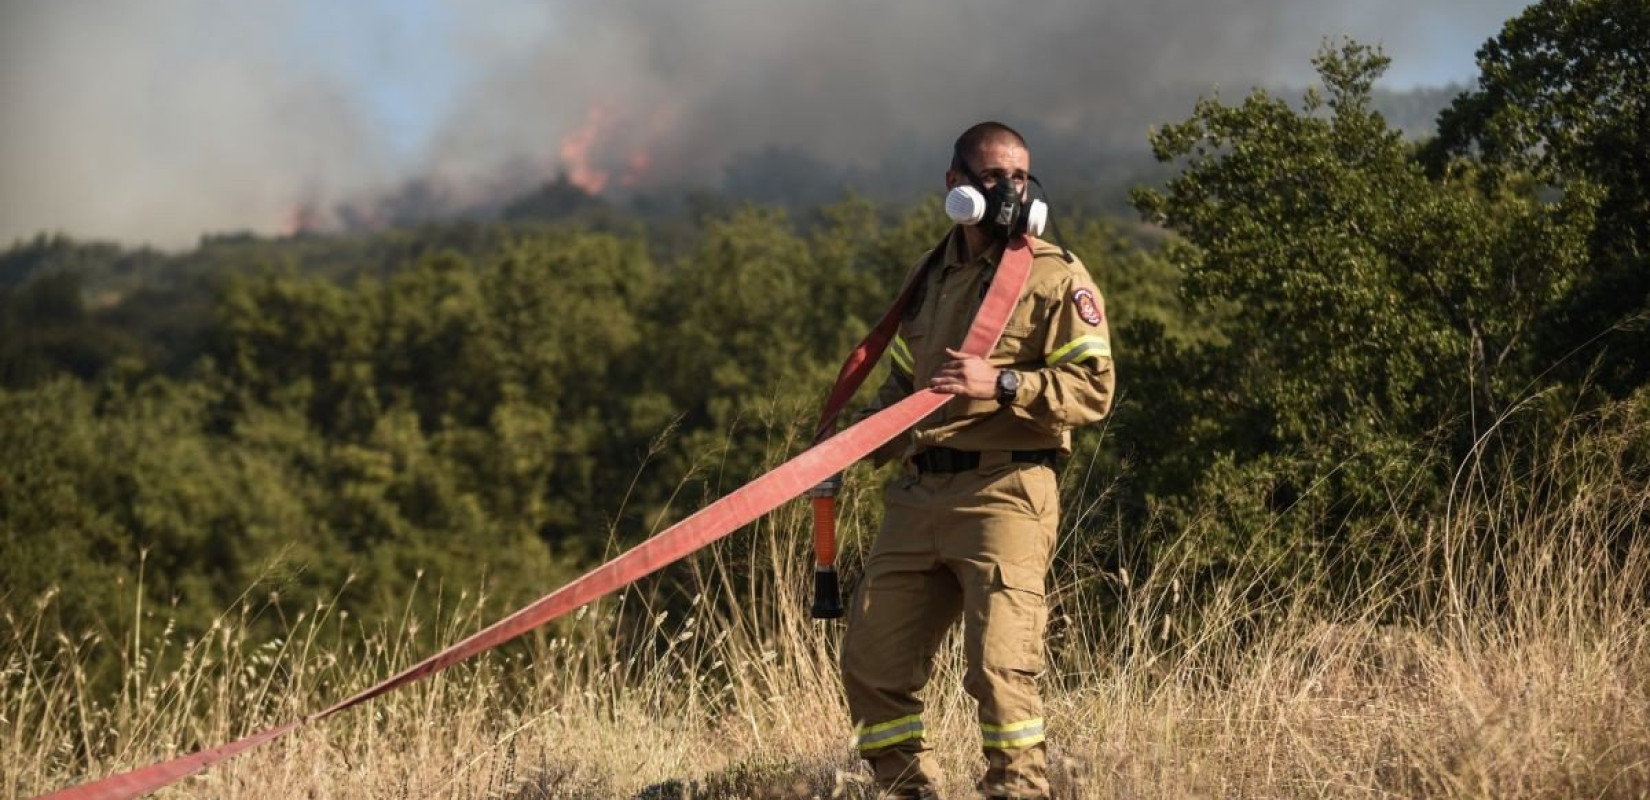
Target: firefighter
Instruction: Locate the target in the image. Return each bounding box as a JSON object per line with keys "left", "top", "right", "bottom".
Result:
{"left": 841, "top": 121, "right": 1115, "bottom": 800}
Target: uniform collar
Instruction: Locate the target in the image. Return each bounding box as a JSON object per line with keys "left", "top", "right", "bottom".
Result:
{"left": 943, "top": 227, "right": 1005, "bottom": 272}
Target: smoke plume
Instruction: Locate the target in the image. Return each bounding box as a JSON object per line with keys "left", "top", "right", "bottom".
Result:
{"left": 1, "top": 0, "right": 1527, "bottom": 246}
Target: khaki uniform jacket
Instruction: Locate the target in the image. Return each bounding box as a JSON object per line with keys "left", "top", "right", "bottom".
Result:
{"left": 868, "top": 229, "right": 1115, "bottom": 461}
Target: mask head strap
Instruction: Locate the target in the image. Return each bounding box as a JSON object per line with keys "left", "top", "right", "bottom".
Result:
{"left": 1027, "top": 175, "right": 1073, "bottom": 263}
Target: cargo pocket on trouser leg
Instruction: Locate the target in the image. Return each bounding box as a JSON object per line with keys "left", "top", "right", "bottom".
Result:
{"left": 984, "top": 561, "right": 1048, "bottom": 674}
{"left": 962, "top": 559, "right": 1050, "bottom": 725}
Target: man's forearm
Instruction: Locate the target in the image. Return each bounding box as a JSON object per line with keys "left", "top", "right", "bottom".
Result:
{"left": 1002, "top": 360, "right": 1115, "bottom": 436}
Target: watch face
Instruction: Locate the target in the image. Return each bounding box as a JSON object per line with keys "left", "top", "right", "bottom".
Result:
{"left": 997, "top": 370, "right": 1019, "bottom": 401}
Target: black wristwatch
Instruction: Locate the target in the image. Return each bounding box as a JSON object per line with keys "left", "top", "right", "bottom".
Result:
{"left": 994, "top": 369, "right": 1020, "bottom": 406}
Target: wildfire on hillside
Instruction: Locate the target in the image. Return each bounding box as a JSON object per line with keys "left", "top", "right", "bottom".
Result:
{"left": 556, "top": 103, "right": 668, "bottom": 195}
{"left": 558, "top": 104, "right": 614, "bottom": 194}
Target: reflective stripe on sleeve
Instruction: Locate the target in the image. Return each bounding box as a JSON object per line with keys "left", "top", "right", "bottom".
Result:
{"left": 855, "top": 714, "right": 924, "bottom": 751}
{"left": 1045, "top": 335, "right": 1111, "bottom": 367}
{"left": 980, "top": 717, "right": 1045, "bottom": 749}
{"left": 889, "top": 335, "right": 915, "bottom": 375}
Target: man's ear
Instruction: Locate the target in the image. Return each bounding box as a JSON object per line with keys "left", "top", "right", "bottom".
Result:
{"left": 945, "top": 169, "right": 962, "bottom": 190}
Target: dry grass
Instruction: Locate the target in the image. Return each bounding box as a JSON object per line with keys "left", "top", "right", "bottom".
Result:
{"left": 4, "top": 402, "right": 1648, "bottom": 799}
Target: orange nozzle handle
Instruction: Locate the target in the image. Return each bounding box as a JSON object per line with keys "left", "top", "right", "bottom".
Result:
{"left": 811, "top": 496, "right": 837, "bottom": 568}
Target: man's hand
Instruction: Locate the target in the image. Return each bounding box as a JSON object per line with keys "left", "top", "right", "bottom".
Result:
{"left": 930, "top": 347, "right": 999, "bottom": 399}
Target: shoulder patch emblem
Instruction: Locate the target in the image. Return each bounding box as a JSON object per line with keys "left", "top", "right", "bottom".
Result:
{"left": 1073, "top": 288, "right": 1103, "bottom": 326}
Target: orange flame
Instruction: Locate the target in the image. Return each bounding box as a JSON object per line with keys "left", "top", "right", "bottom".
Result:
{"left": 557, "top": 103, "right": 671, "bottom": 194}
{"left": 558, "top": 105, "right": 614, "bottom": 194}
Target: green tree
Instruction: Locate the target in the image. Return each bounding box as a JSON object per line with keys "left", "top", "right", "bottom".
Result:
{"left": 1429, "top": 0, "right": 1649, "bottom": 392}
{"left": 1126, "top": 41, "right": 1595, "bottom": 577}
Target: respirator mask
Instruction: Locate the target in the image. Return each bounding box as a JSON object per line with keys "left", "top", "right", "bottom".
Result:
{"left": 944, "top": 163, "right": 1049, "bottom": 239}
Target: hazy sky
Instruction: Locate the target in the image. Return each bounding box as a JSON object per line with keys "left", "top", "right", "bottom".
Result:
{"left": 0, "top": 0, "right": 1535, "bottom": 247}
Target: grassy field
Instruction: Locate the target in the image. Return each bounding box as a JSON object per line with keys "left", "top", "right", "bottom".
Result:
{"left": 6, "top": 407, "right": 1648, "bottom": 799}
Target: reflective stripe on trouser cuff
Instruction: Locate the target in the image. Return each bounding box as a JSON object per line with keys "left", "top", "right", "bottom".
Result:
{"left": 1046, "top": 335, "right": 1111, "bottom": 367}
{"left": 856, "top": 714, "right": 924, "bottom": 751}
{"left": 890, "top": 336, "right": 915, "bottom": 375}
{"left": 981, "top": 717, "right": 1045, "bottom": 749}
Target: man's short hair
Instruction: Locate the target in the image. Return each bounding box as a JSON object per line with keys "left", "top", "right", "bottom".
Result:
{"left": 952, "top": 121, "right": 1029, "bottom": 173}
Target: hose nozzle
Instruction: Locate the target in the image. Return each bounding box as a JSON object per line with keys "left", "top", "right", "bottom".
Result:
{"left": 810, "top": 472, "right": 845, "bottom": 619}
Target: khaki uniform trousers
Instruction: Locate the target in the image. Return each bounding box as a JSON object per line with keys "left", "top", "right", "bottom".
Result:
{"left": 841, "top": 453, "right": 1058, "bottom": 799}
